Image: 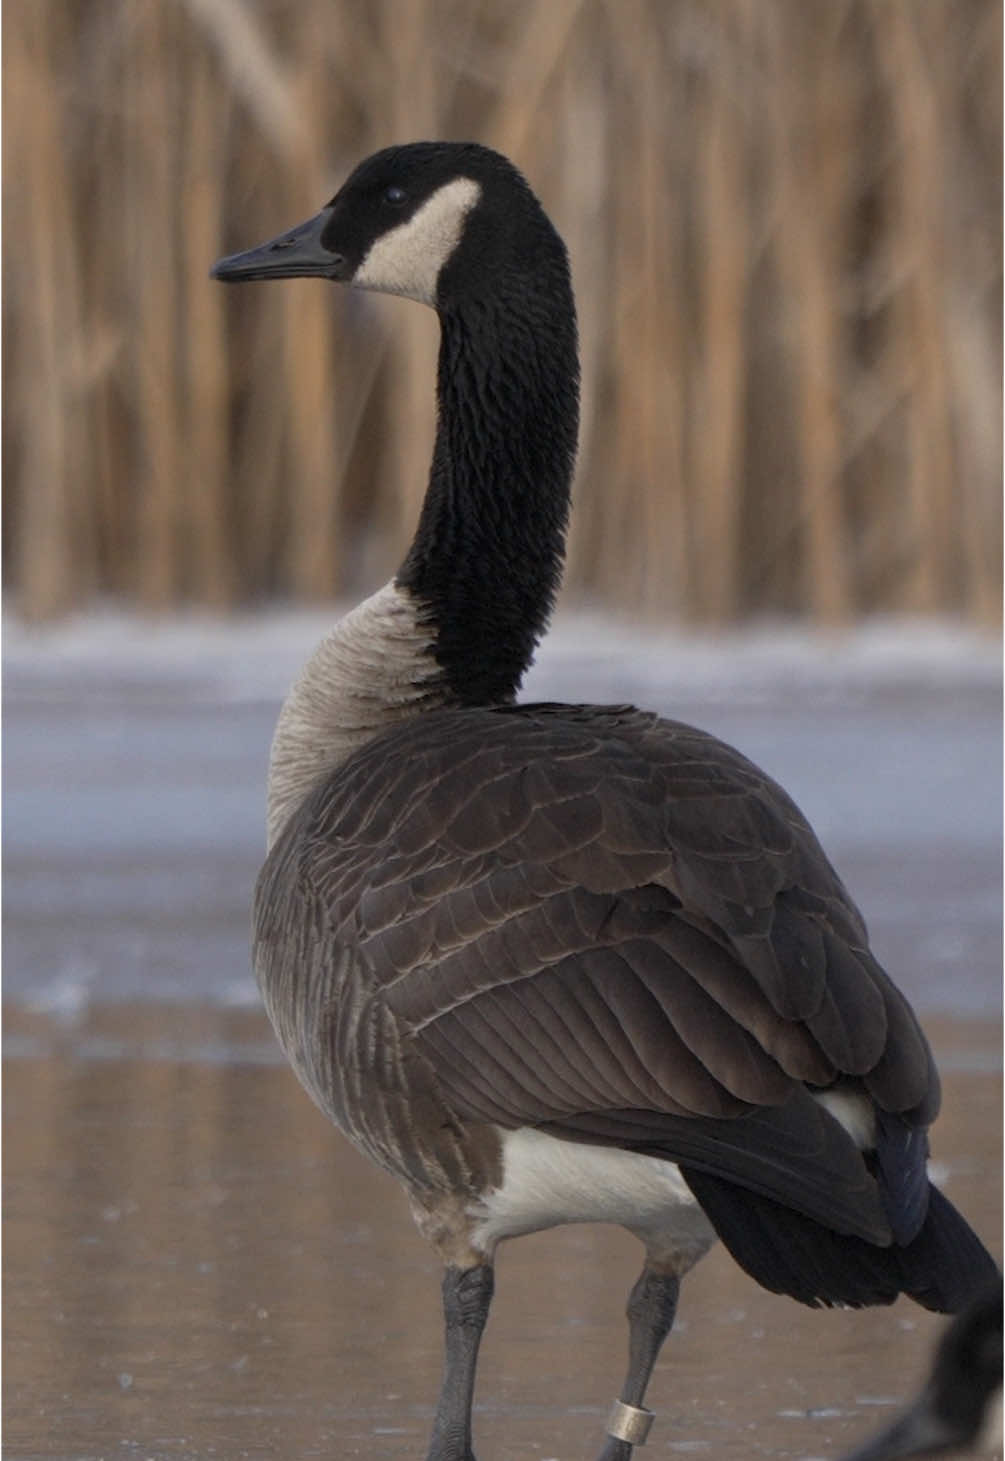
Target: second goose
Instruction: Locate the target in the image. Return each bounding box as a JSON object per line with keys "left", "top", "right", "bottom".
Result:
{"left": 211, "top": 142, "right": 997, "bottom": 1461}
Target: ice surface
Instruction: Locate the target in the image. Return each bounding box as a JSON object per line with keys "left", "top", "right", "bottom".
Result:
{"left": 4, "top": 608, "right": 1001, "bottom": 1014}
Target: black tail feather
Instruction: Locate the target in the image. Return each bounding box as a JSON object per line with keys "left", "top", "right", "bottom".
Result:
{"left": 894, "top": 1184, "right": 1001, "bottom": 1313}
{"left": 682, "top": 1167, "right": 998, "bottom": 1313}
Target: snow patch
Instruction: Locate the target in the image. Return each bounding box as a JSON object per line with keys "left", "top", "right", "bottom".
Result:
{"left": 5, "top": 605, "right": 1000, "bottom": 706}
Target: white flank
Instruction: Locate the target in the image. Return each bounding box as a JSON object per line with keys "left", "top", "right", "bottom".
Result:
{"left": 266, "top": 581, "right": 445, "bottom": 847}
{"left": 353, "top": 177, "right": 482, "bottom": 305}
{"left": 469, "top": 1126, "right": 717, "bottom": 1271}
{"left": 812, "top": 1088, "right": 877, "bottom": 1149}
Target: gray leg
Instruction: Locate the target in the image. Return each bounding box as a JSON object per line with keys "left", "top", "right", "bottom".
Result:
{"left": 426, "top": 1264, "right": 494, "bottom": 1461}
{"left": 596, "top": 1268, "right": 680, "bottom": 1461}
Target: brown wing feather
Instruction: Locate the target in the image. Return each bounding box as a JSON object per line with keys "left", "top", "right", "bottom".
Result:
{"left": 253, "top": 701, "right": 939, "bottom": 1224}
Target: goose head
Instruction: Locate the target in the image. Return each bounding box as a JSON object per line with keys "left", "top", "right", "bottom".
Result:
{"left": 211, "top": 140, "right": 565, "bottom": 311}
{"left": 211, "top": 139, "right": 580, "bottom": 728}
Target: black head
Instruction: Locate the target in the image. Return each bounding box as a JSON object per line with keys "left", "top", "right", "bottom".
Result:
{"left": 210, "top": 141, "right": 567, "bottom": 311}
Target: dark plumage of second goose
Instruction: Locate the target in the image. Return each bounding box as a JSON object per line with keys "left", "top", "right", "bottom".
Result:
{"left": 839, "top": 1281, "right": 1002, "bottom": 1460}
{"left": 211, "top": 142, "right": 997, "bottom": 1461}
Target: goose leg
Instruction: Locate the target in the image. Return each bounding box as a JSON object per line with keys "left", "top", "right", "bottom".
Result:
{"left": 426, "top": 1263, "right": 495, "bottom": 1461}
{"left": 596, "top": 1268, "right": 680, "bottom": 1461}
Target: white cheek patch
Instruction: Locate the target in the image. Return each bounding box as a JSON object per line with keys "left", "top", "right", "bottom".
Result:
{"left": 352, "top": 176, "right": 482, "bottom": 305}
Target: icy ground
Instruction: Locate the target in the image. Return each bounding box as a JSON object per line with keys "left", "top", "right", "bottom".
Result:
{"left": 4, "top": 608, "right": 1001, "bottom": 1018}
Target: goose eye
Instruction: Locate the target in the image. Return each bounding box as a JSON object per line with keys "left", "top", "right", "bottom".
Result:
{"left": 383, "top": 185, "right": 407, "bottom": 207}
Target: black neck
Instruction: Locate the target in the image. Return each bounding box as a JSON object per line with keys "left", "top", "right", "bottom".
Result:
{"left": 397, "top": 270, "right": 579, "bottom": 705}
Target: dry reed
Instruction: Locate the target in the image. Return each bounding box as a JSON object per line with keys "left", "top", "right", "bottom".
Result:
{"left": 3, "top": 0, "right": 1001, "bottom": 623}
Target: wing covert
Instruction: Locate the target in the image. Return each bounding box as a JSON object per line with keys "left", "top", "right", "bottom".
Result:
{"left": 254, "top": 700, "right": 939, "bottom": 1226}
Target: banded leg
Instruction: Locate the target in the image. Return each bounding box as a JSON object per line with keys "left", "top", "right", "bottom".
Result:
{"left": 597, "top": 1268, "right": 681, "bottom": 1461}
{"left": 426, "top": 1264, "right": 495, "bottom": 1461}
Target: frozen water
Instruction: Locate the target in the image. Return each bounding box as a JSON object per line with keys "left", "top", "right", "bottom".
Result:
{"left": 4, "top": 608, "right": 1001, "bottom": 1015}
{"left": 4, "top": 608, "right": 1001, "bottom": 1460}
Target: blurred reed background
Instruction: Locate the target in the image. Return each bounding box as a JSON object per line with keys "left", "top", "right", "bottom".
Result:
{"left": 3, "top": 0, "right": 1001, "bottom": 625}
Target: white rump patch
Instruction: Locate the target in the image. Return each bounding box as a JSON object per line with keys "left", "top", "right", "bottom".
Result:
{"left": 469, "top": 1126, "right": 716, "bottom": 1271}
{"left": 352, "top": 177, "right": 482, "bottom": 305}
{"left": 812, "top": 1088, "right": 877, "bottom": 1150}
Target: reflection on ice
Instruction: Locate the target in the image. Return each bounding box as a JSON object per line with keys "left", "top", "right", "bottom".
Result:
{"left": 4, "top": 1017, "right": 1000, "bottom": 1460}
{"left": 3, "top": 612, "right": 1002, "bottom": 1456}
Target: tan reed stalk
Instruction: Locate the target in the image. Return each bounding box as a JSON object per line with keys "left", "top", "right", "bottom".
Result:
{"left": 941, "top": 0, "right": 1003, "bottom": 623}
{"left": 277, "top": 6, "right": 339, "bottom": 600}
{"left": 182, "top": 0, "right": 300, "bottom": 595}
{"left": 874, "top": 0, "right": 956, "bottom": 614}
{"left": 554, "top": 31, "right": 614, "bottom": 603}
{"left": 122, "top": 1, "right": 184, "bottom": 607}
{"left": 689, "top": 6, "right": 748, "bottom": 623}
{"left": 944, "top": 289, "right": 1003, "bottom": 624}
{"left": 763, "top": 3, "right": 852, "bottom": 623}
{"left": 181, "top": 42, "right": 235, "bottom": 605}
{"left": 5, "top": 1, "right": 90, "bottom": 618}
{"left": 372, "top": 0, "right": 443, "bottom": 578}
{"left": 3, "top": 0, "right": 1000, "bottom": 625}
{"left": 486, "top": 0, "right": 586, "bottom": 162}
{"left": 81, "top": 72, "right": 129, "bottom": 602}
{"left": 232, "top": 295, "right": 289, "bottom": 593}
{"left": 630, "top": 9, "right": 688, "bottom": 617}
{"left": 183, "top": 0, "right": 308, "bottom": 160}
{"left": 595, "top": 102, "right": 648, "bottom": 611}
{"left": 585, "top": 1, "right": 665, "bottom": 613}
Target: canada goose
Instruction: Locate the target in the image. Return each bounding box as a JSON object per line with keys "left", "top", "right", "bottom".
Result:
{"left": 840, "top": 1281, "right": 1003, "bottom": 1460}
{"left": 211, "top": 141, "right": 997, "bottom": 1460}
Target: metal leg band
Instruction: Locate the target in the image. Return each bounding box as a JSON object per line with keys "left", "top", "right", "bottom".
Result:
{"left": 606, "top": 1399, "right": 654, "bottom": 1445}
